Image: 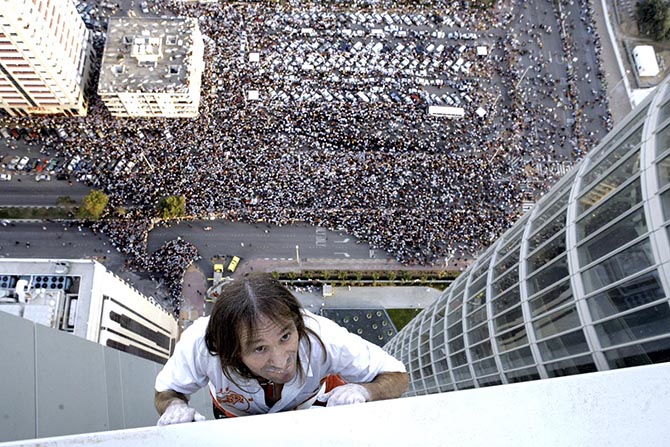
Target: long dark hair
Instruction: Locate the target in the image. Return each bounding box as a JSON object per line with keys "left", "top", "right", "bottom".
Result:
{"left": 205, "top": 272, "right": 325, "bottom": 385}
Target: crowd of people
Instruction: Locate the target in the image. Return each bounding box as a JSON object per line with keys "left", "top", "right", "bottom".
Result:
{"left": 7, "top": 0, "right": 611, "bottom": 310}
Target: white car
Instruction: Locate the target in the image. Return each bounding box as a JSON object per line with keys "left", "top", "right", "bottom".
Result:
{"left": 35, "top": 173, "right": 51, "bottom": 182}
{"left": 0, "top": 173, "right": 11, "bottom": 181}
{"left": 140, "top": 1, "right": 148, "bottom": 13}
{"left": 16, "top": 156, "right": 29, "bottom": 171}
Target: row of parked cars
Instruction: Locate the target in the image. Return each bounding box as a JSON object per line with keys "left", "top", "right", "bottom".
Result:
{"left": 3, "top": 153, "right": 139, "bottom": 183}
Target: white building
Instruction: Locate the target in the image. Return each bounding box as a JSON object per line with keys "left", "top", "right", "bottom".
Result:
{"left": 0, "top": 0, "right": 93, "bottom": 116}
{"left": 98, "top": 17, "right": 205, "bottom": 118}
{"left": 0, "top": 259, "right": 178, "bottom": 363}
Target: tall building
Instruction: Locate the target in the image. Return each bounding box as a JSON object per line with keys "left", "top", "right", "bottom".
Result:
{"left": 384, "top": 76, "right": 670, "bottom": 396}
{"left": 0, "top": 0, "right": 92, "bottom": 116}
{"left": 97, "top": 17, "right": 204, "bottom": 118}
{"left": 0, "top": 258, "right": 178, "bottom": 363}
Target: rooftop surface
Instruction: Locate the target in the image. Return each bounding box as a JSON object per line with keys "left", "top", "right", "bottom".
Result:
{"left": 98, "top": 17, "right": 199, "bottom": 94}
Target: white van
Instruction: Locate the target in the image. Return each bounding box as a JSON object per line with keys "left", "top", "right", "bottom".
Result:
{"left": 427, "top": 106, "right": 465, "bottom": 118}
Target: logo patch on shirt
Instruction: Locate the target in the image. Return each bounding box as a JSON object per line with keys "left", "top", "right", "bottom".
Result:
{"left": 216, "top": 387, "right": 252, "bottom": 411}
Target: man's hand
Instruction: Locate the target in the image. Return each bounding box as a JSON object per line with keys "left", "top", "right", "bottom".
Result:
{"left": 317, "top": 383, "right": 371, "bottom": 407}
{"left": 157, "top": 400, "right": 206, "bottom": 426}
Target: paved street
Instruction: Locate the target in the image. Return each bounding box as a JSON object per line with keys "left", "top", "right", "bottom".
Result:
{"left": 147, "top": 220, "right": 388, "bottom": 276}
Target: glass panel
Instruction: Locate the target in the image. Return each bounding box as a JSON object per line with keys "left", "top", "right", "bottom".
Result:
{"left": 604, "top": 337, "right": 670, "bottom": 369}
{"left": 496, "top": 326, "right": 528, "bottom": 353}
{"left": 578, "top": 179, "right": 642, "bottom": 239}
{"left": 506, "top": 367, "right": 541, "bottom": 383}
{"left": 537, "top": 330, "right": 590, "bottom": 361}
{"left": 499, "top": 346, "right": 535, "bottom": 370}
{"left": 447, "top": 307, "right": 462, "bottom": 328}
{"left": 658, "top": 99, "right": 670, "bottom": 127}
{"left": 595, "top": 304, "right": 670, "bottom": 347}
{"left": 527, "top": 255, "right": 569, "bottom": 295}
{"left": 533, "top": 305, "right": 581, "bottom": 340}
{"left": 467, "top": 324, "right": 490, "bottom": 345}
{"left": 448, "top": 336, "right": 464, "bottom": 354}
{"left": 527, "top": 233, "right": 566, "bottom": 274}
{"left": 583, "top": 122, "right": 642, "bottom": 185}
{"left": 581, "top": 238, "right": 654, "bottom": 294}
{"left": 662, "top": 189, "right": 670, "bottom": 221}
{"left": 447, "top": 321, "right": 463, "bottom": 340}
{"left": 434, "top": 357, "right": 449, "bottom": 374}
{"left": 469, "top": 340, "right": 493, "bottom": 361}
{"left": 528, "top": 210, "right": 567, "bottom": 252}
{"left": 492, "top": 286, "right": 521, "bottom": 316}
{"left": 455, "top": 379, "right": 475, "bottom": 390}
{"left": 491, "top": 265, "right": 519, "bottom": 296}
{"left": 578, "top": 151, "right": 641, "bottom": 213}
{"left": 477, "top": 375, "right": 502, "bottom": 387}
{"left": 493, "top": 250, "right": 519, "bottom": 279}
{"left": 658, "top": 152, "right": 670, "bottom": 188}
{"left": 529, "top": 280, "right": 573, "bottom": 317}
{"left": 578, "top": 207, "right": 647, "bottom": 264}
{"left": 450, "top": 350, "right": 468, "bottom": 367}
{"left": 545, "top": 354, "right": 597, "bottom": 378}
{"left": 466, "top": 290, "right": 486, "bottom": 315}
{"left": 471, "top": 254, "right": 493, "bottom": 282}
{"left": 452, "top": 365, "right": 471, "bottom": 382}
{"left": 467, "top": 275, "right": 487, "bottom": 301}
{"left": 531, "top": 192, "right": 570, "bottom": 230}
{"left": 493, "top": 305, "right": 524, "bottom": 333}
{"left": 448, "top": 292, "right": 464, "bottom": 313}
{"left": 587, "top": 270, "right": 666, "bottom": 320}
{"left": 466, "top": 306, "right": 487, "bottom": 329}
{"left": 657, "top": 117, "right": 670, "bottom": 157}
{"left": 473, "top": 357, "right": 498, "bottom": 377}
{"left": 497, "top": 228, "right": 524, "bottom": 259}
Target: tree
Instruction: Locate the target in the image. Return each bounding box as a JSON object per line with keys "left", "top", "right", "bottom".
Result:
{"left": 637, "top": 0, "right": 670, "bottom": 41}
{"left": 158, "top": 195, "right": 186, "bottom": 219}
{"left": 76, "top": 189, "right": 108, "bottom": 220}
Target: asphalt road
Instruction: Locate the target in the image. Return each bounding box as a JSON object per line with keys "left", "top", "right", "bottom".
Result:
{"left": 147, "top": 220, "right": 387, "bottom": 276}
{"left": 0, "top": 177, "right": 90, "bottom": 206}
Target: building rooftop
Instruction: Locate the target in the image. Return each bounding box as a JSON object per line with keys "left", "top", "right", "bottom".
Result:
{"left": 98, "top": 17, "right": 200, "bottom": 94}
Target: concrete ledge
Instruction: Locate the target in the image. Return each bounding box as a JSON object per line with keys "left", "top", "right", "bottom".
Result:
{"left": 6, "top": 362, "right": 670, "bottom": 447}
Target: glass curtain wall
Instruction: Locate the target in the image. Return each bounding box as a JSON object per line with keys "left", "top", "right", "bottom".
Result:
{"left": 384, "top": 78, "right": 670, "bottom": 396}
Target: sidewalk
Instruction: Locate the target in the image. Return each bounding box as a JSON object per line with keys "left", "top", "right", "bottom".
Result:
{"left": 240, "top": 256, "right": 472, "bottom": 275}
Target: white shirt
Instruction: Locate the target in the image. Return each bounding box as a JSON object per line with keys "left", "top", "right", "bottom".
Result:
{"left": 155, "top": 310, "right": 406, "bottom": 416}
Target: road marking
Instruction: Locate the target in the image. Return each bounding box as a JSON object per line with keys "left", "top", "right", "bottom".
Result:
{"left": 334, "top": 252, "right": 351, "bottom": 258}
{"left": 334, "top": 238, "right": 350, "bottom": 243}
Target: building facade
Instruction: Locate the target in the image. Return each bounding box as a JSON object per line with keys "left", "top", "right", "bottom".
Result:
{"left": 97, "top": 17, "right": 204, "bottom": 118}
{"left": 0, "top": 259, "right": 178, "bottom": 363}
{"left": 0, "top": 0, "right": 92, "bottom": 116}
{"left": 385, "top": 76, "right": 670, "bottom": 396}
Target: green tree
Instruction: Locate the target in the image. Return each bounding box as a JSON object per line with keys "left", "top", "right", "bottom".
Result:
{"left": 158, "top": 195, "right": 186, "bottom": 219}
{"left": 637, "top": 0, "right": 670, "bottom": 40}
{"left": 76, "top": 189, "right": 108, "bottom": 220}
{"left": 371, "top": 271, "right": 380, "bottom": 286}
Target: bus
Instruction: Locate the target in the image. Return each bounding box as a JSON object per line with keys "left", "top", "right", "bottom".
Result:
{"left": 427, "top": 105, "right": 465, "bottom": 118}
{"left": 227, "top": 256, "right": 241, "bottom": 273}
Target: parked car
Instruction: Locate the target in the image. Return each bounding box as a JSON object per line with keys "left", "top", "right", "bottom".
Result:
{"left": 7, "top": 156, "right": 20, "bottom": 170}
{"left": 16, "top": 156, "right": 29, "bottom": 170}
{"left": 35, "top": 173, "right": 51, "bottom": 182}
{"left": 0, "top": 173, "right": 11, "bottom": 181}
